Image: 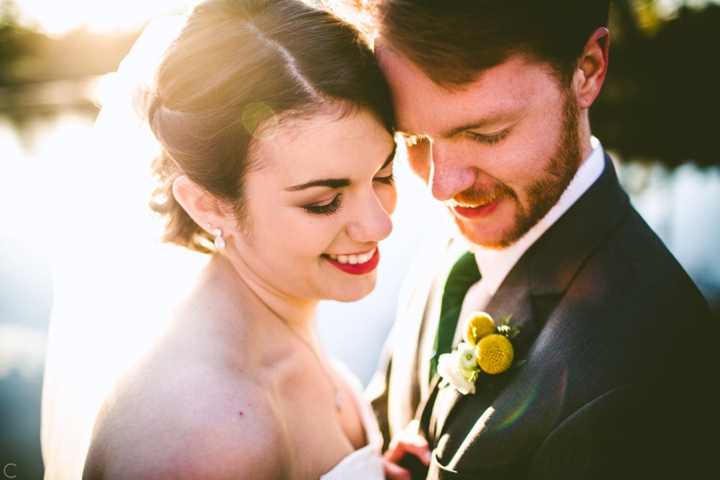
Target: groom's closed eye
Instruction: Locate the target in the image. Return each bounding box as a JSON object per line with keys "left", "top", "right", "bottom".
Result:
{"left": 465, "top": 128, "right": 512, "bottom": 145}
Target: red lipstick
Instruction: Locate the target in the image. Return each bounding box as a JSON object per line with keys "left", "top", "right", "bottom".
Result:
{"left": 323, "top": 248, "right": 380, "bottom": 275}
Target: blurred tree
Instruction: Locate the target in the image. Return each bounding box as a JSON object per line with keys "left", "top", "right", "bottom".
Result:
{"left": 592, "top": 0, "right": 720, "bottom": 166}
{"left": 0, "top": 0, "right": 38, "bottom": 84}
{"left": 630, "top": 0, "right": 663, "bottom": 34}
{"left": 1, "top": 0, "right": 140, "bottom": 86}
{"left": 11, "top": 27, "right": 141, "bottom": 83}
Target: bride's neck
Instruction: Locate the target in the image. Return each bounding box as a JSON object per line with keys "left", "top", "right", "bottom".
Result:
{"left": 205, "top": 253, "right": 320, "bottom": 342}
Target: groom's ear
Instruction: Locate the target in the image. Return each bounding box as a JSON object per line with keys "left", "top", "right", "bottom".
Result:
{"left": 573, "top": 27, "right": 610, "bottom": 110}
{"left": 172, "top": 175, "right": 233, "bottom": 235}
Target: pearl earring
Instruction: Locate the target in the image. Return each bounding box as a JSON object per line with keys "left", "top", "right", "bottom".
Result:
{"left": 212, "top": 228, "right": 226, "bottom": 249}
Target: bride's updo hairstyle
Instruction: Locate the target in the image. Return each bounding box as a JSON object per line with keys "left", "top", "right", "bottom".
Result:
{"left": 147, "top": 0, "right": 394, "bottom": 253}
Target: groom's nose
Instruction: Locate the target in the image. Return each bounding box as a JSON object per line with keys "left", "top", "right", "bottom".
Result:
{"left": 428, "top": 141, "right": 477, "bottom": 202}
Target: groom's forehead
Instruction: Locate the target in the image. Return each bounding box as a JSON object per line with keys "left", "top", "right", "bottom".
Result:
{"left": 377, "top": 47, "right": 548, "bottom": 134}
{"left": 377, "top": 43, "right": 549, "bottom": 93}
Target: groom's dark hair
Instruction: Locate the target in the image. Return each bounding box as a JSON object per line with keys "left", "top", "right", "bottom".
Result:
{"left": 372, "top": 0, "right": 611, "bottom": 87}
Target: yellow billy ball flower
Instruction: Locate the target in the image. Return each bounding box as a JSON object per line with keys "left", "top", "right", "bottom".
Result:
{"left": 476, "top": 334, "right": 514, "bottom": 374}
{"left": 464, "top": 312, "right": 496, "bottom": 346}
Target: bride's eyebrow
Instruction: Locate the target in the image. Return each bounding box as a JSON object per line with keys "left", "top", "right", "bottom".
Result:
{"left": 287, "top": 178, "right": 350, "bottom": 191}
{"left": 287, "top": 144, "right": 397, "bottom": 191}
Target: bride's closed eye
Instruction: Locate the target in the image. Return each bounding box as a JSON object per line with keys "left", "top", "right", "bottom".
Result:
{"left": 302, "top": 194, "right": 343, "bottom": 215}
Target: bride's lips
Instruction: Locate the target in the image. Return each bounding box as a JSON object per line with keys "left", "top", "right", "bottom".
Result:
{"left": 323, "top": 248, "right": 380, "bottom": 275}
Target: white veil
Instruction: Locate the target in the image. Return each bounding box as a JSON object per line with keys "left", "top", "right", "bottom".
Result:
{"left": 40, "top": 15, "right": 209, "bottom": 479}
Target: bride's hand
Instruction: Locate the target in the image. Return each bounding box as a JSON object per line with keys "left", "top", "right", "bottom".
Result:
{"left": 383, "top": 420, "right": 431, "bottom": 480}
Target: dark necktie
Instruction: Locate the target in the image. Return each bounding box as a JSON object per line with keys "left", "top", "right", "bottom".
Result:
{"left": 429, "top": 251, "right": 482, "bottom": 381}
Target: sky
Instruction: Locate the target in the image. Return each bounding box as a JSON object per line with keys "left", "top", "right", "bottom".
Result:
{"left": 11, "top": 1, "right": 720, "bottom": 36}
{"left": 12, "top": 0, "right": 197, "bottom": 35}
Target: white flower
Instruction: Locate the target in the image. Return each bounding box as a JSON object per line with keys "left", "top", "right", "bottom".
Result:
{"left": 437, "top": 352, "right": 477, "bottom": 395}
{"left": 457, "top": 342, "right": 478, "bottom": 371}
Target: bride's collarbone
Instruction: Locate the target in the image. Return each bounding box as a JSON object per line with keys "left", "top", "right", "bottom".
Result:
{"left": 268, "top": 350, "right": 367, "bottom": 461}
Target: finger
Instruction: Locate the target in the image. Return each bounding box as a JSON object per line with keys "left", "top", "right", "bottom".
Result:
{"left": 385, "top": 436, "right": 430, "bottom": 464}
{"left": 383, "top": 442, "right": 407, "bottom": 464}
{"left": 400, "top": 434, "right": 429, "bottom": 450}
{"left": 383, "top": 459, "right": 411, "bottom": 480}
{"left": 384, "top": 442, "right": 431, "bottom": 466}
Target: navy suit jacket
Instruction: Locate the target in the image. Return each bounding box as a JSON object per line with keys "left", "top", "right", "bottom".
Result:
{"left": 369, "top": 155, "right": 719, "bottom": 479}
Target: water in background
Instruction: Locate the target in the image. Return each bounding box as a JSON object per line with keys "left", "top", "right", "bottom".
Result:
{"left": 1, "top": 91, "right": 719, "bottom": 479}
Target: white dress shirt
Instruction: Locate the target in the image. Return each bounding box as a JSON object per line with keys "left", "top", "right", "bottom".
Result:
{"left": 454, "top": 137, "right": 606, "bottom": 342}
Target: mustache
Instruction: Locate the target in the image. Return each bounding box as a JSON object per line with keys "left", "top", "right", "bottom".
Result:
{"left": 450, "top": 183, "right": 516, "bottom": 207}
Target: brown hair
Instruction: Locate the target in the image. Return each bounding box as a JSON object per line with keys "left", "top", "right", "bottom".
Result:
{"left": 147, "top": 0, "right": 395, "bottom": 252}
{"left": 371, "top": 0, "right": 611, "bottom": 88}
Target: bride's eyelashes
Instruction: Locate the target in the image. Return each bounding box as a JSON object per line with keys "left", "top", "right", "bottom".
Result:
{"left": 374, "top": 172, "right": 395, "bottom": 185}
{"left": 302, "top": 194, "right": 343, "bottom": 215}
{"left": 374, "top": 160, "right": 395, "bottom": 185}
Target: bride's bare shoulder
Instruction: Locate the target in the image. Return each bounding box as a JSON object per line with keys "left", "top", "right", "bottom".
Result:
{"left": 83, "top": 345, "right": 290, "bottom": 479}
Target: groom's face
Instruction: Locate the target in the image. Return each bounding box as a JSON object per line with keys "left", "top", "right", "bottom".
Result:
{"left": 378, "top": 49, "right": 582, "bottom": 248}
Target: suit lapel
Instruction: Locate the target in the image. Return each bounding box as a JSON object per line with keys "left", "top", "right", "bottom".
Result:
{"left": 387, "top": 239, "right": 447, "bottom": 436}
{"left": 417, "top": 241, "right": 462, "bottom": 400}
{"left": 388, "top": 226, "right": 467, "bottom": 436}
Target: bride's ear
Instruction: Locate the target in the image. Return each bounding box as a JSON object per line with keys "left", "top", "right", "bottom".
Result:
{"left": 172, "top": 175, "right": 232, "bottom": 235}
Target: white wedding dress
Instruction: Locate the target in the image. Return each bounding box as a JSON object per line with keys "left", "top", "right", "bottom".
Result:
{"left": 41, "top": 13, "right": 385, "bottom": 480}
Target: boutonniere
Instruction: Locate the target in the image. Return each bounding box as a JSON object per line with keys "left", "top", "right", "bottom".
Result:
{"left": 437, "top": 312, "right": 523, "bottom": 395}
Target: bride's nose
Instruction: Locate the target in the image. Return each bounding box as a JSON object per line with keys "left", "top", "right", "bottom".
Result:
{"left": 346, "top": 189, "right": 395, "bottom": 244}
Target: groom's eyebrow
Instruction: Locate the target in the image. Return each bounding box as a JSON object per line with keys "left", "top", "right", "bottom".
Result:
{"left": 287, "top": 145, "right": 396, "bottom": 191}
{"left": 442, "top": 121, "right": 490, "bottom": 138}
{"left": 441, "top": 117, "right": 509, "bottom": 138}
{"left": 440, "top": 109, "right": 525, "bottom": 138}
{"left": 397, "top": 120, "right": 499, "bottom": 139}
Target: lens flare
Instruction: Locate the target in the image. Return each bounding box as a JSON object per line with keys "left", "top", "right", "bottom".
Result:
{"left": 242, "top": 102, "right": 279, "bottom": 140}
{"left": 457, "top": 353, "right": 569, "bottom": 467}
{"left": 494, "top": 354, "right": 567, "bottom": 434}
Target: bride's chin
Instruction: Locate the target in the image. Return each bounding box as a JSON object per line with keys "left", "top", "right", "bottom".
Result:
{"left": 327, "top": 275, "right": 377, "bottom": 303}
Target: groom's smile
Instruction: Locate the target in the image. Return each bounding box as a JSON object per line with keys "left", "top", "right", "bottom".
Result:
{"left": 447, "top": 182, "right": 516, "bottom": 219}
{"left": 452, "top": 199, "right": 504, "bottom": 220}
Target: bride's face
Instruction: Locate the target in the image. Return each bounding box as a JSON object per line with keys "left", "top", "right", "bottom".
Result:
{"left": 230, "top": 109, "right": 397, "bottom": 302}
